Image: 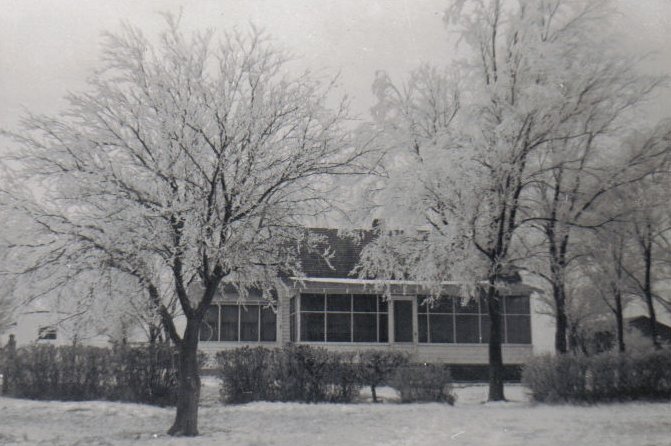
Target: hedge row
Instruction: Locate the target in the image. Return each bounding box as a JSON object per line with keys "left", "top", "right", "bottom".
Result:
{"left": 2, "top": 344, "right": 180, "bottom": 406}
{"left": 217, "top": 345, "right": 455, "bottom": 404}
{"left": 522, "top": 349, "right": 671, "bottom": 403}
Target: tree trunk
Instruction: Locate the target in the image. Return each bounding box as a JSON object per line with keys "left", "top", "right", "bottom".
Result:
{"left": 168, "top": 317, "right": 201, "bottom": 437}
{"left": 553, "top": 282, "right": 568, "bottom": 354}
{"left": 640, "top": 223, "right": 660, "bottom": 350}
{"left": 614, "top": 290, "right": 625, "bottom": 353}
{"left": 487, "top": 285, "right": 505, "bottom": 402}
{"left": 371, "top": 385, "right": 378, "bottom": 403}
{"left": 547, "top": 226, "right": 569, "bottom": 354}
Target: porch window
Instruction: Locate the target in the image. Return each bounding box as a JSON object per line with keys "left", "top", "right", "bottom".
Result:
{"left": 299, "top": 293, "right": 388, "bottom": 343}
{"left": 200, "top": 303, "right": 276, "bottom": 342}
{"left": 418, "top": 295, "right": 531, "bottom": 345}
{"left": 418, "top": 297, "right": 454, "bottom": 343}
{"left": 504, "top": 296, "right": 531, "bottom": 344}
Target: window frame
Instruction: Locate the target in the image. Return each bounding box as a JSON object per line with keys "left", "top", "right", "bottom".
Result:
{"left": 200, "top": 302, "right": 277, "bottom": 343}
{"left": 298, "top": 292, "right": 389, "bottom": 343}
{"left": 417, "top": 294, "right": 532, "bottom": 345}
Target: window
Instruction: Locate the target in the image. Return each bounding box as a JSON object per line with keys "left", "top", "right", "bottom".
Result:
{"left": 298, "top": 293, "right": 388, "bottom": 343}
{"left": 38, "top": 326, "right": 57, "bottom": 341}
{"left": 418, "top": 295, "right": 531, "bottom": 345}
{"left": 418, "top": 297, "right": 455, "bottom": 343}
{"left": 290, "top": 297, "right": 297, "bottom": 342}
{"left": 200, "top": 303, "right": 277, "bottom": 342}
{"left": 503, "top": 296, "right": 531, "bottom": 344}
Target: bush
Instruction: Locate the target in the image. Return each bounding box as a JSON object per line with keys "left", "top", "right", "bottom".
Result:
{"left": 523, "top": 349, "right": 671, "bottom": 403}
{"left": 111, "top": 344, "right": 180, "bottom": 406}
{"left": 217, "top": 345, "right": 362, "bottom": 404}
{"left": 357, "top": 350, "right": 409, "bottom": 402}
{"left": 8, "top": 345, "right": 116, "bottom": 401}
{"left": 389, "top": 363, "right": 455, "bottom": 404}
{"left": 4, "top": 343, "right": 180, "bottom": 406}
{"left": 217, "top": 346, "right": 279, "bottom": 403}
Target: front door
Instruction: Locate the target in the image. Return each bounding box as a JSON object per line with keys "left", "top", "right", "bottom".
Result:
{"left": 393, "top": 299, "right": 414, "bottom": 343}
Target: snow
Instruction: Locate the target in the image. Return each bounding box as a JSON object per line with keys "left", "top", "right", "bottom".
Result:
{"left": 2, "top": 379, "right": 670, "bottom": 445}
{"left": 289, "top": 277, "right": 463, "bottom": 285}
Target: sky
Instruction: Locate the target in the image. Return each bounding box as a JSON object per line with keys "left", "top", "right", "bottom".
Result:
{"left": 1, "top": 0, "right": 670, "bottom": 133}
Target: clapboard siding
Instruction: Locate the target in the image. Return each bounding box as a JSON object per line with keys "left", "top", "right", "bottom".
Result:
{"left": 293, "top": 343, "right": 532, "bottom": 365}
{"left": 200, "top": 341, "right": 532, "bottom": 365}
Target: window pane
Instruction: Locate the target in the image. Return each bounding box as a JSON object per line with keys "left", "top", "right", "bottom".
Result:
{"left": 393, "top": 300, "right": 413, "bottom": 342}
{"left": 239, "top": 306, "right": 259, "bottom": 342}
{"left": 327, "top": 313, "right": 351, "bottom": 342}
{"left": 506, "top": 315, "right": 531, "bottom": 343}
{"left": 290, "top": 312, "right": 296, "bottom": 342}
{"left": 199, "top": 305, "right": 219, "bottom": 341}
{"left": 353, "top": 295, "right": 377, "bottom": 313}
{"left": 479, "top": 296, "right": 488, "bottom": 314}
{"left": 505, "top": 296, "right": 530, "bottom": 315}
{"left": 417, "top": 296, "right": 430, "bottom": 314}
{"left": 430, "top": 314, "right": 454, "bottom": 343}
{"left": 327, "top": 294, "right": 351, "bottom": 312}
{"left": 301, "top": 313, "right": 324, "bottom": 342}
{"left": 379, "top": 314, "right": 388, "bottom": 343}
{"left": 431, "top": 297, "right": 455, "bottom": 314}
{"left": 378, "top": 297, "right": 388, "bottom": 313}
{"left": 260, "top": 306, "right": 277, "bottom": 342}
{"left": 301, "top": 293, "right": 325, "bottom": 311}
{"left": 455, "top": 315, "right": 479, "bottom": 343}
{"left": 418, "top": 313, "right": 428, "bottom": 343}
{"left": 353, "top": 313, "right": 377, "bottom": 342}
{"left": 221, "top": 305, "right": 239, "bottom": 341}
{"left": 455, "top": 297, "right": 479, "bottom": 314}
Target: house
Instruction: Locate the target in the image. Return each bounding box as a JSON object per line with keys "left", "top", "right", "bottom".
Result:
{"left": 626, "top": 316, "right": 671, "bottom": 344}
{"left": 196, "top": 228, "right": 540, "bottom": 375}
{"left": 2, "top": 228, "right": 545, "bottom": 377}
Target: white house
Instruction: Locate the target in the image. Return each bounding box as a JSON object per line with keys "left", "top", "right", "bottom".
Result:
{"left": 3, "top": 228, "right": 553, "bottom": 374}
{"left": 196, "top": 228, "right": 546, "bottom": 373}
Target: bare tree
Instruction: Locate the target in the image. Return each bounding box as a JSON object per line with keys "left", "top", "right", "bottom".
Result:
{"left": 360, "top": 0, "right": 653, "bottom": 401}
{"left": 2, "top": 17, "right": 372, "bottom": 436}
{"left": 526, "top": 108, "right": 669, "bottom": 353}
{"left": 621, "top": 168, "right": 671, "bottom": 349}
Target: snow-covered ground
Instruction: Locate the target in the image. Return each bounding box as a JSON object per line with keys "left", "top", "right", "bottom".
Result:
{"left": 1, "top": 378, "right": 670, "bottom": 445}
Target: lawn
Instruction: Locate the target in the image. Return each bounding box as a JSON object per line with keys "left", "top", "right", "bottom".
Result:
{"left": 1, "top": 379, "right": 670, "bottom": 445}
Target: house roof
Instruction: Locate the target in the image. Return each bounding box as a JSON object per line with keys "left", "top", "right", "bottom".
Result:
{"left": 627, "top": 316, "right": 671, "bottom": 342}
{"left": 298, "top": 228, "right": 375, "bottom": 279}
{"left": 294, "top": 228, "right": 538, "bottom": 296}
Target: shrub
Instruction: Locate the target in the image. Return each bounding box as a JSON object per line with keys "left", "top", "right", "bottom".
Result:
{"left": 523, "top": 349, "right": 671, "bottom": 403}
{"left": 522, "top": 353, "right": 589, "bottom": 403}
{"left": 217, "top": 346, "right": 278, "bottom": 403}
{"left": 328, "top": 352, "right": 361, "bottom": 403}
{"left": 4, "top": 343, "right": 180, "bottom": 406}
{"left": 389, "top": 363, "right": 455, "bottom": 404}
{"left": 112, "top": 344, "right": 180, "bottom": 406}
{"left": 217, "top": 345, "right": 362, "bottom": 404}
{"left": 8, "top": 345, "right": 116, "bottom": 401}
{"left": 357, "top": 350, "right": 409, "bottom": 402}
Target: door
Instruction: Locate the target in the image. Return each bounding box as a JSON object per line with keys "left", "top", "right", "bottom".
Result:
{"left": 393, "top": 299, "right": 414, "bottom": 343}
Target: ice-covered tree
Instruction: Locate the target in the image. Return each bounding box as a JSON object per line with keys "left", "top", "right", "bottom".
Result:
{"left": 621, "top": 169, "right": 671, "bottom": 349}
{"left": 358, "top": 0, "right": 666, "bottom": 400}
{"left": 524, "top": 92, "right": 668, "bottom": 353}
{"left": 2, "top": 17, "right": 371, "bottom": 436}
{"left": 576, "top": 222, "right": 634, "bottom": 353}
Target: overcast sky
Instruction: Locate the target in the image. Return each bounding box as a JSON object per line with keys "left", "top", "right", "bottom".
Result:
{"left": 1, "top": 0, "right": 670, "bottom": 132}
